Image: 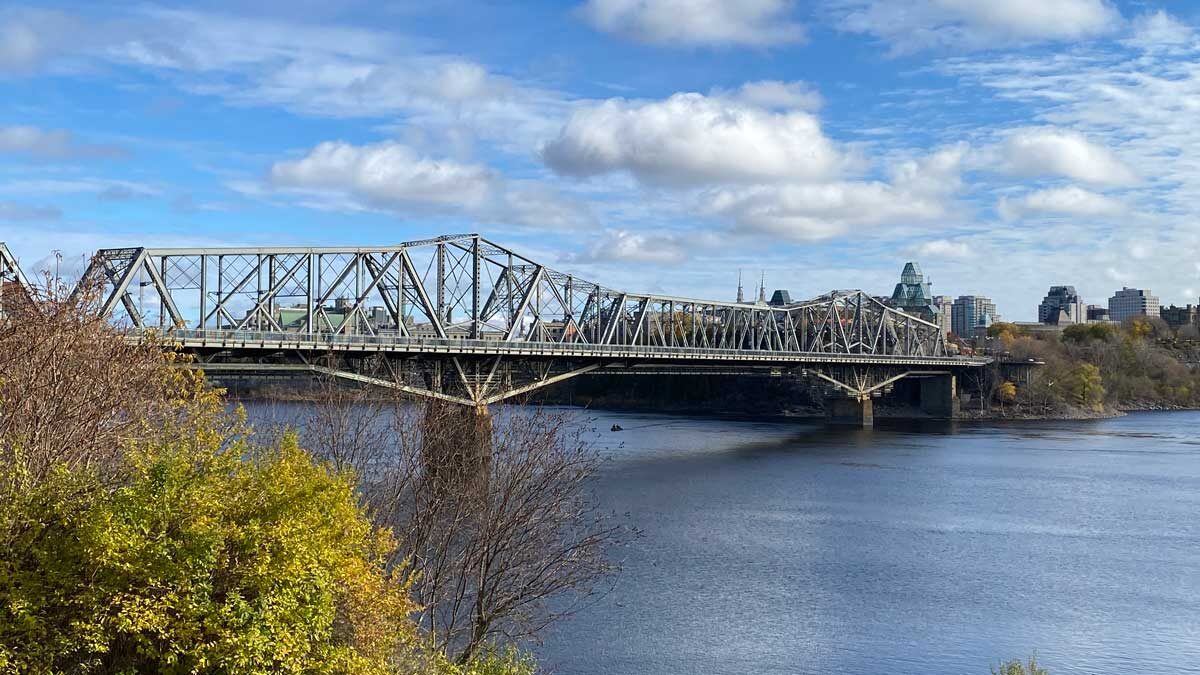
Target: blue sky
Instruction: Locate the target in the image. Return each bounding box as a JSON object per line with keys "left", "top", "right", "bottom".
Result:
{"left": 2, "top": 0, "right": 1199, "bottom": 320}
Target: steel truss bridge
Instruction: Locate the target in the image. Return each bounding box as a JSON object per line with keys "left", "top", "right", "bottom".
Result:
{"left": 0, "top": 243, "right": 31, "bottom": 318}
{"left": 4, "top": 236, "right": 987, "bottom": 411}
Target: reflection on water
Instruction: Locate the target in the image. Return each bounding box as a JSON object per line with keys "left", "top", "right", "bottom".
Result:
{"left": 241, "top": 403, "right": 1200, "bottom": 675}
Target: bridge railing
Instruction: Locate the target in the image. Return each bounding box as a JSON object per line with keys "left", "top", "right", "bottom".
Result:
{"left": 152, "top": 328, "right": 986, "bottom": 365}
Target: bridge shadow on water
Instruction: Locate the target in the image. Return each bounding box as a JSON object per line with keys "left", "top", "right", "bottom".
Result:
{"left": 721, "top": 417, "right": 960, "bottom": 460}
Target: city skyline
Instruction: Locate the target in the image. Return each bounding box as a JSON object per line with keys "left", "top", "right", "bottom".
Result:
{"left": 3, "top": 1, "right": 1200, "bottom": 321}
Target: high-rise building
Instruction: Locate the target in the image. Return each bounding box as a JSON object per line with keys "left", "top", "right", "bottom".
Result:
{"left": 951, "top": 295, "right": 999, "bottom": 338}
{"left": 1108, "top": 287, "right": 1160, "bottom": 322}
{"left": 890, "top": 262, "right": 935, "bottom": 317}
{"left": 1087, "top": 304, "right": 1110, "bottom": 322}
{"left": 1038, "top": 285, "right": 1086, "bottom": 325}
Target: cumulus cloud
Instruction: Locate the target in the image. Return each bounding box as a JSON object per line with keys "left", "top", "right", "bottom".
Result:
{"left": 264, "top": 140, "right": 594, "bottom": 230}
{"left": 702, "top": 142, "right": 966, "bottom": 240}
{"left": 0, "top": 125, "right": 128, "bottom": 160}
{"left": 576, "top": 229, "right": 690, "bottom": 264}
{"left": 578, "top": 0, "right": 804, "bottom": 47}
{"left": 707, "top": 180, "right": 949, "bottom": 241}
{"left": 268, "top": 141, "right": 494, "bottom": 212}
{"left": 542, "top": 92, "right": 842, "bottom": 186}
{"left": 907, "top": 239, "right": 973, "bottom": 260}
{"left": 725, "top": 80, "right": 823, "bottom": 110}
{"left": 833, "top": 0, "right": 1122, "bottom": 53}
{"left": 998, "top": 128, "right": 1136, "bottom": 186}
{"left": 998, "top": 185, "right": 1125, "bottom": 219}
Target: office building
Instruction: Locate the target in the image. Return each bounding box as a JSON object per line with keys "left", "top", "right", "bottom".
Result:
{"left": 951, "top": 295, "right": 999, "bottom": 338}
{"left": 1087, "top": 304, "right": 1110, "bottom": 322}
{"left": 1108, "top": 288, "right": 1160, "bottom": 322}
{"left": 1038, "top": 285, "right": 1085, "bottom": 325}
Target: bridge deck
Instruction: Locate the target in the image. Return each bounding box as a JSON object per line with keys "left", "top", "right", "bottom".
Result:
{"left": 164, "top": 329, "right": 989, "bottom": 368}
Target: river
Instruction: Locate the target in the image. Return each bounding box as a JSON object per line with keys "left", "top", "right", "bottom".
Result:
{"left": 244, "top": 403, "right": 1200, "bottom": 674}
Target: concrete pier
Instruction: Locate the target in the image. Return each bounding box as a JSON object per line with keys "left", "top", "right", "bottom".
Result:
{"left": 421, "top": 402, "right": 493, "bottom": 489}
{"left": 919, "top": 374, "right": 960, "bottom": 419}
{"left": 826, "top": 396, "right": 874, "bottom": 427}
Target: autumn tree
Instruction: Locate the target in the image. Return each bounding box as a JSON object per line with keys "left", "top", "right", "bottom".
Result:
{"left": 301, "top": 393, "right": 628, "bottom": 665}
{"left": 1063, "top": 362, "right": 1105, "bottom": 411}
{"left": 0, "top": 280, "right": 425, "bottom": 674}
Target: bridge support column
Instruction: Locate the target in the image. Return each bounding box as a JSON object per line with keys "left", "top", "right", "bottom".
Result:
{"left": 421, "top": 402, "right": 493, "bottom": 489}
{"left": 919, "top": 374, "right": 959, "bottom": 419}
{"left": 825, "top": 396, "right": 873, "bottom": 427}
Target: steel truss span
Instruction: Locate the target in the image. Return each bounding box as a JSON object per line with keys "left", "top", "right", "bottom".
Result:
{"left": 78, "top": 233, "right": 987, "bottom": 405}
{"left": 0, "top": 243, "right": 33, "bottom": 315}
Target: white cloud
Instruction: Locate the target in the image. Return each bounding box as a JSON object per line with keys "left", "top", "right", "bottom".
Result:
{"left": 577, "top": 229, "right": 690, "bottom": 264}
{"left": 0, "top": 7, "right": 569, "bottom": 153}
{"left": 702, "top": 142, "right": 966, "bottom": 241}
{"left": 998, "top": 185, "right": 1125, "bottom": 219}
{"left": 998, "top": 127, "right": 1136, "bottom": 186}
{"left": 542, "top": 92, "right": 842, "bottom": 186}
{"left": 264, "top": 140, "right": 595, "bottom": 231}
{"left": 908, "top": 239, "right": 973, "bottom": 260}
{"left": 578, "top": 0, "right": 804, "bottom": 47}
{"left": 268, "top": 141, "right": 494, "bottom": 212}
{"left": 707, "top": 180, "right": 949, "bottom": 241}
{"left": 1126, "top": 10, "right": 1195, "bottom": 50}
{"left": 0, "top": 125, "right": 127, "bottom": 160}
{"left": 890, "top": 142, "right": 969, "bottom": 194}
{"left": 726, "top": 80, "right": 823, "bottom": 110}
{"left": 833, "top": 0, "right": 1121, "bottom": 53}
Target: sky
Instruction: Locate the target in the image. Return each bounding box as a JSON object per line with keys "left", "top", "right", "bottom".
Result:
{"left": 1, "top": 0, "right": 1199, "bottom": 321}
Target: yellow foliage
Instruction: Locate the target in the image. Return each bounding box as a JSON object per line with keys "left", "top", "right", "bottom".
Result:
{"left": 0, "top": 393, "right": 421, "bottom": 674}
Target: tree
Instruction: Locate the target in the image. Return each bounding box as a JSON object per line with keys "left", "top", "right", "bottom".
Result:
{"left": 998, "top": 381, "right": 1017, "bottom": 404}
{"left": 0, "top": 280, "right": 425, "bottom": 674}
{"left": 0, "top": 277, "right": 183, "bottom": 486}
{"left": 1063, "top": 362, "right": 1105, "bottom": 411}
{"left": 302, "top": 394, "right": 629, "bottom": 664}
{"left": 987, "top": 322, "right": 1026, "bottom": 344}
{"left": 1062, "top": 323, "right": 1116, "bottom": 344}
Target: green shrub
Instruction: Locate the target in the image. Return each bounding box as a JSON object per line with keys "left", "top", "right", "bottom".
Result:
{"left": 992, "top": 654, "right": 1048, "bottom": 675}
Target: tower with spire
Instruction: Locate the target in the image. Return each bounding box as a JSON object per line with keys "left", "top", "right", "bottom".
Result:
{"left": 736, "top": 269, "right": 744, "bottom": 303}
{"left": 757, "top": 271, "right": 767, "bottom": 305}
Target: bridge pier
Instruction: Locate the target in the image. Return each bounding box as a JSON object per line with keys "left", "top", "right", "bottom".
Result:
{"left": 918, "top": 374, "right": 959, "bottom": 419}
{"left": 825, "top": 395, "right": 873, "bottom": 427}
{"left": 421, "top": 402, "right": 493, "bottom": 489}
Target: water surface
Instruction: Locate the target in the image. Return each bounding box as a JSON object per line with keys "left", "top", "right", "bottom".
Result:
{"left": 243, "top": 402, "right": 1200, "bottom": 674}
{"left": 533, "top": 410, "right": 1200, "bottom": 675}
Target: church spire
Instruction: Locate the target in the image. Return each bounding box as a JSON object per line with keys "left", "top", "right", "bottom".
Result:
{"left": 736, "top": 269, "right": 744, "bottom": 303}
